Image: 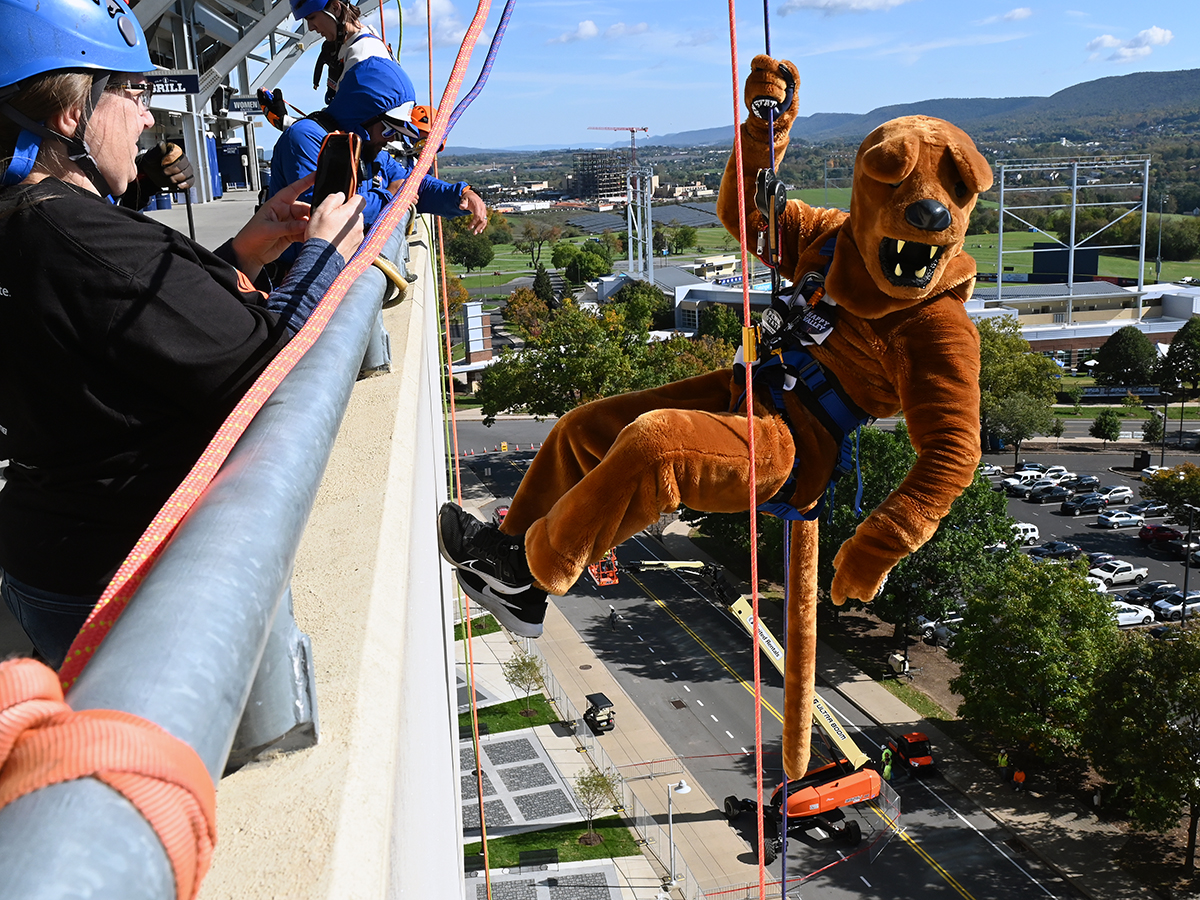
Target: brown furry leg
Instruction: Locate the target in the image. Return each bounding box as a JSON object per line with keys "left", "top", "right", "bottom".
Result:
{"left": 523, "top": 407, "right": 796, "bottom": 595}
{"left": 782, "top": 518, "right": 819, "bottom": 781}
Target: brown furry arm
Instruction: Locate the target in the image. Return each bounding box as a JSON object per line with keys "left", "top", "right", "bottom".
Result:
{"left": 830, "top": 299, "right": 982, "bottom": 604}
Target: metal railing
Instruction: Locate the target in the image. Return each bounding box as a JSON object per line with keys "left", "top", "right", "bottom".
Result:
{"left": 0, "top": 224, "right": 411, "bottom": 898}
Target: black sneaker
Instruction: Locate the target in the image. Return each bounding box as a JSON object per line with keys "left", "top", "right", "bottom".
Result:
{"left": 454, "top": 570, "right": 547, "bottom": 638}
{"left": 438, "top": 502, "right": 534, "bottom": 595}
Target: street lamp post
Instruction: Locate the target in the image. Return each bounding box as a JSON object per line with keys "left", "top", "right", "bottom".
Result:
{"left": 1156, "top": 192, "right": 1168, "bottom": 283}
{"left": 1183, "top": 503, "right": 1200, "bottom": 625}
{"left": 667, "top": 779, "right": 691, "bottom": 886}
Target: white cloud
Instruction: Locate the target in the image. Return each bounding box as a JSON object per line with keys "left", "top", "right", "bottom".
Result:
{"left": 401, "top": 0, "right": 466, "bottom": 49}
{"left": 876, "top": 31, "right": 1024, "bottom": 64}
{"left": 779, "top": 0, "right": 914, "bottom": 14}
{"left": 604, "top": 22, "right": 648, "bottom": 38}
{"left": 980, "top": 7, "right": 1032, "bottom": 25}
{"left": 550, "top": 20, "right": 599, "bottom": 43}
{"left": 1086, "top": 25, "right": 1172, "bottom": 62}
{"left": 676, "top": 29, "right": 715, "bottom": 47}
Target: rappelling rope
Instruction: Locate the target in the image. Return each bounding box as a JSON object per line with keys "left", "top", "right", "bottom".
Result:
{"left": 725, "top": 2, "right": 767, "bottom": 896}
{"left": 57, "top": 0, "right": 494, "bottom": 689}
{"left": 445, "top": 0, "right": 515, "bottom": 136}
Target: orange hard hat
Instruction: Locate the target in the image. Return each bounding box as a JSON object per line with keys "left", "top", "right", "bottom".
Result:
{"left": 411, "top": 104, "right": 436, "bottom": 134}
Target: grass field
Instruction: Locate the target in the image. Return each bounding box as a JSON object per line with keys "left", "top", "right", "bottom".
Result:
{"left": 462, "top": 816, "right": 639, "bottom": 868}
{"left": 454, "top": 614, "right": 500, "bottom": 642}
{"left": 458, "top": 695, "right": 560, "bottom": 735}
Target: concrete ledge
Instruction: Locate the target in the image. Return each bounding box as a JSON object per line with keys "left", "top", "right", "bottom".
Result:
{"left": 199, "top": 221, "right": 462, "bottom": 900}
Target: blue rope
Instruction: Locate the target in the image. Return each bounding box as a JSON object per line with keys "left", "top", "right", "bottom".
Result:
{"left": 780, "top": 521, "right": 790, "bottom": 897}
{"left": 444, "top": 0, "right": 515, "bottom": 136}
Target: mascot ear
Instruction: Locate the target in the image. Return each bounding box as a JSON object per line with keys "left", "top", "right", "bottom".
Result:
{"left": 860, "top": 132, "right": 920, "bottom": 185}
{"left": 949, "top": 141, "right": 994, "bottom": 194}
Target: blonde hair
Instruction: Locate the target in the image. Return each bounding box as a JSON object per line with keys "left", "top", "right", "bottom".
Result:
{"left": 0, "top": 72, "right": 93, "bottom": 182}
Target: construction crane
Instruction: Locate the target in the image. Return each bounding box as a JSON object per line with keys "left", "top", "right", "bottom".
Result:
{"left": 587, "top": 126, "right": 648, "bottom": 165}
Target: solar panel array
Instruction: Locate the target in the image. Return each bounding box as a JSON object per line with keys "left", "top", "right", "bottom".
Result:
{"left": 566, "top": 204, "right": 722, "bottom": 234}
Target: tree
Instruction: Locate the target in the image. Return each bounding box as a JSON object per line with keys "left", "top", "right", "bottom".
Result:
{"left": 674, "top": 224, "right": 698, "bottom": 254}
{"left": 485, "top": 209, "right": 513, "bottom": 245}
{"left": 698, "top": 303, "right": 744, "bottom": 345}
{"left": 550, "top": 240, "right": 579, "bottom": 271}
{"left": 513, "top": 221, "right": 560, "bottom": 267}
{"left": 504, "top": 287, "right": 550, "bottom": 341}
{"left": 976, "top": 316, "right": 1059, "bottom": 448}
{"left": 1063, "top": 383, "right": 1084, "bottom": 416}
{"left": 531, "top": 264, "right": 555, "bottom": 306}
{"left": 573, "top": 767, "right": 622, "bottom": 846}
{"left": 565, "top": 247, "right": 611, "bottom": 284}
{"left": 1143, "top": 410, "right": 1165, "bottom": 444}
{"left": 1086, "top": 630, "right": 1200, "bottom": 872}
{"left": 1141, "top": 461, "right": 1200, "bottom": 523}
{"left": 951, "top": 554, "right": 1119, "bottom": 763}
{"left": 1094, "top": 325, "right": 1156, "bottom": 387}
{"left": 501, "top": 648, "right": 544, "bottom": 715}
{"left": 599, "top": 229, "right": 622, "bottom": 257}
{"left": 991, "top": 392, "right": 1054, "bottom": 465}
{"left": 1048, "top": 417, "right": 1065, "bottom": 449}
{"left": 610, "top": 280, "right": 671, "bottom": 334}
{"left": 444, "top": 274, "right": 470, "bottom": 321}
{"left": 1165, "top": 315, "right": 1200, "bottom": 396}
{"left": 1089, "top": 408, "right": 1122, "bottom": 446}
{"left": 446, "top": 230, "right": 494, "bottom": 273}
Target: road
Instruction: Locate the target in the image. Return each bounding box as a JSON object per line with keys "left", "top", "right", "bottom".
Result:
{"left": 463, "top": 449, "right": 1086, "bottom": 899}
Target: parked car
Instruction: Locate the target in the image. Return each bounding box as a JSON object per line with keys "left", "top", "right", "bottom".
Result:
{"left": 1042, "top": 465, "right": 1070, "bottom": 479}
{"left": 1088, "top": 560, "right": 1148, "bottom": 587}
{"left": 1015, "top": 462, "right": 1047, "bottom": 474}
{"left": 886, "top": 732, "right": 935, "bottom": 773}
{"left": 1028, "top": 484, "right": 1072, "bottom": 505}
{"left": 978, "top": 462, "right": 1004, "bottom": 477}
{"left": 1061, "top": 474, "right": 1100, "bottom": 494}
{"left": 1152, "top": 592, "right": 1200, "bottom": 622}
{"left": 1003, "top": 471, "right": 1044, "bottom": 493}
{"left": 1011, "top": 522, "right": 1040, "bottom": 546}
{"left": 1139, "top": 524, "right": 1183, "bottom": 543}
{"left": 1127, "top": 580, "right": 1179, "bottom": 604}
{"left": 1096, "top": 485, "right": 1134, "bottom": 505}
{"left": 1062, "top": 493, "right": 1107, "bottom": 516}
{"left": 916, "top": 613, "right": 964, "bottom": 639}
{"left": 1141, "top": 465, "right": 1169, "bottom": 480}
{"left": 1086, "top": 576, "right": 1108, "bottom": 593}
{"left": 1129, "top": 500, "right": 1168, "bottom": 518}
{"left": 1010, "top": 478, "right": 1056, "bottom": 498}
{"left": 1097, "top": 510, "right": 1145, "bottom": 529}
{"left": 1110, "top": 602, "right": 1156, "bottom": 627}
{"left": 1163, "top": 538, "right": 1200, "bottom": 560}
{"left": 1086, "top": 551, "right": 1116, "bottom": 567}
{"left": 1028, "top": 540, "right": 1083, "bottom": 560}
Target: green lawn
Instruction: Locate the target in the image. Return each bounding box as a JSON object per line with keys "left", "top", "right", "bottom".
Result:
{"left": 459, "top": 694, "right": 560, "bottom": 735}
{"left": 454, "top": 614, "right": 500, "bottom": 642}
{"left": 462, "top": 816, "right": 640, "bottom": 868}
{"left": 963, "top": 230, "right": 1200, "bottom": 282}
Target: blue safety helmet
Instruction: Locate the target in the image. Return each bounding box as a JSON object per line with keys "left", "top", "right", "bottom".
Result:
{"left": 0, "top": 0, "right": 152, "bottom": 195}
{"left": 290, "top": 0, "right": 329, "bottom": 21}
{"left": 0, "top": 0, "right": 153, "bottom": 90}
{"left": 325, "top": 56, "right": 415, "bottom": 138}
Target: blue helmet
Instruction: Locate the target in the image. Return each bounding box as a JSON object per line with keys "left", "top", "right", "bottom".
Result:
{"left": 325, "top": 56, "right": 415, "bottom": 135}
{"left": 290, "top": 0, "right": 329, "bottom": 21}
{"left": 0, "top": 0, "right": 153, "bottom": 91}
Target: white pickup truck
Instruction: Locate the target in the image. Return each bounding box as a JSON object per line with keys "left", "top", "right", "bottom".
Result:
{"left": 1088, "top": 560, "right": 1149, "bottom": 587}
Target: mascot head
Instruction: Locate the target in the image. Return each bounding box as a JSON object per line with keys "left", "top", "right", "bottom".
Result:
{"left": 850, "top": 116, "right": 993, "bottom": 303}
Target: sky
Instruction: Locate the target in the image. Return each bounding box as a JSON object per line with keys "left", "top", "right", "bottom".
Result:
{"left": 260, "top": 0, "right": 1195, "bottom": 154}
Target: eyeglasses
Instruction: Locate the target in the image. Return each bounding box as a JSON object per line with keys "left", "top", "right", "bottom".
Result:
{"left": 107, "top": 81, "right": 155, "bottom": 110}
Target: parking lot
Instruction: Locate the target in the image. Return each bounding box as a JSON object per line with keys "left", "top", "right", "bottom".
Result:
{"left": 987, "top": 451, "right": 1197, "bottom": 615}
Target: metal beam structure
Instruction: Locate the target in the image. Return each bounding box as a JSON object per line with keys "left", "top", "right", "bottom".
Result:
{"left": 995, "top": 155, "right": 1152, "bottom": 317}
{"left": 626, "top": 165, "right": 653, "bottom": 280}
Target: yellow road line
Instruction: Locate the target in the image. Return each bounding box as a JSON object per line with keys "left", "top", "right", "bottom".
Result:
{"left": 627, "top": 571, "right": 979, "bottom": 900}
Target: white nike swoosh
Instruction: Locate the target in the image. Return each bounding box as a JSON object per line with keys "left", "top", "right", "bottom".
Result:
{"left": 458, "top": 560, "right": 529, "bottom": 595}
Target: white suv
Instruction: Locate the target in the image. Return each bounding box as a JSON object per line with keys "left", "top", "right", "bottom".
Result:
{"left": 1012, "top": 522, "right": 1040, "bottom": 546}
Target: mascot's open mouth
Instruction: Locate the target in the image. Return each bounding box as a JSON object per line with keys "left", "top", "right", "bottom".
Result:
{"left": 879, "top": 238, "right": 944, "bottom": 288}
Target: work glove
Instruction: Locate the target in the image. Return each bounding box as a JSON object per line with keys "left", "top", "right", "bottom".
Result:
{"left": 138, "top": 141, "right": 194, "bottom": 192}
{"left": 119, "top": 142, "right": 193, "bottom": 210}
{"left": 257, "top": 87, "right": 288, "bottom": 131}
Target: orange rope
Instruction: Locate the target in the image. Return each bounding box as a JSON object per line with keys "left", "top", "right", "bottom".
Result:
{"left": 429, "top": 3, "right": 492, "bottom": 894}
{"left": 0, "top": 658, "right": 216, "bottom": 899}
{"left": 725, "top": 3, "right": 767, "bottom": 895}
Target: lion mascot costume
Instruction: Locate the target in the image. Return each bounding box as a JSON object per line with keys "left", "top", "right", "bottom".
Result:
{"left": 442, "top": 55, "right": 991, "bottom": 780}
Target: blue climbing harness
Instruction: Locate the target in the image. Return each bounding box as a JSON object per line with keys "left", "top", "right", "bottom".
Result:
{"left": 738, "top": 236, "right": 873, "bottom": 522}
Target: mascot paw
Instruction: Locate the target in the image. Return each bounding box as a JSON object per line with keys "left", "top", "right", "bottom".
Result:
{"left": 830, "top": 540, "right": 891, "bottom": 606}
{"left": 745, "top": 55, "right": 800, "bottom": 137}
